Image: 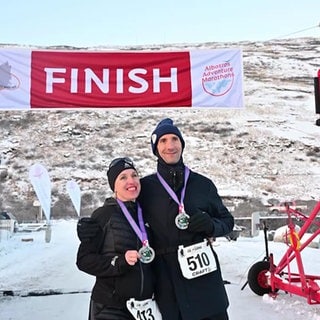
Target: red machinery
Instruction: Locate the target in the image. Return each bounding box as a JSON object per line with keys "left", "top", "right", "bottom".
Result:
{"left": 247, "top": 201, "right": 320, "bottom": 304}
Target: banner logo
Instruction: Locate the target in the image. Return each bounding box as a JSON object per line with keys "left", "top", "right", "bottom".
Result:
{"left": 0, "top": 62, "right": 20, "bottom": 90}
{"left": 202, "top": 61, "right": 234, "bottom": 96}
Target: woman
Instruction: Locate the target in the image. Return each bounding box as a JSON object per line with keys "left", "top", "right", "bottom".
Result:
{"left": 76, "top": 157, "right": 159, "bottom": 320}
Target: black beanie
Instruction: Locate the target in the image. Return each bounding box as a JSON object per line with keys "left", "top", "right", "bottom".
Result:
{"left": 107, "top": 157, "right": 137, "bottom": 192}
{"left": 151, "top": 118, "right": 185, "bottom": 155}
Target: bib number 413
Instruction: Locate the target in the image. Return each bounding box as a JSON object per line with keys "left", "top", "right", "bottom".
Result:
{"left": 126, "top": 298, "right": 162, "bottom": 320}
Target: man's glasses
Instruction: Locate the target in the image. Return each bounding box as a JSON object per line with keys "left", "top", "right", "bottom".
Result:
{"left": 109, "top": 157, "right": 134, "bottom": 169}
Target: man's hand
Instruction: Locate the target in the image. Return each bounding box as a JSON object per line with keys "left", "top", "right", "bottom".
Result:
{"left": 188, "top": 211, "right": 214, "bottom": 235}
{"left": 77, "top": 217, "right": 101, "bottom": 241}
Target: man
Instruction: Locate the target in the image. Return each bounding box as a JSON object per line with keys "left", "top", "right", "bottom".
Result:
{"left": 137, "top": 118, "right": 234, "bottom": 320}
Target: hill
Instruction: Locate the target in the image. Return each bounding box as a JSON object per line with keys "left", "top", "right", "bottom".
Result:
{"left": 0, "top": 37, "right": 319, "bottom": 221}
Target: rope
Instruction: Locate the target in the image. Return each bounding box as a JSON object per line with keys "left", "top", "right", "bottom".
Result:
{"left": 270, "top": 23, "right": 320, "bottom": 40}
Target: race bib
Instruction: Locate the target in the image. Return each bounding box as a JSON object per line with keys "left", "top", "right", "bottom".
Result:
{"left": 178, "top": 239, "right": 217, "bottom": 279}
{"left": 126, "top": 297, "right": 162, "bottom": 320}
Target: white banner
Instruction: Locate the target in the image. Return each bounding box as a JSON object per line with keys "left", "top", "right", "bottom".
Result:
{"left": 66, "top": 180, "right": 81, "bottom": 216}
{"left": 0, "top": 49, "right": 32, "bottom": 109}
{"left": 190, "top": 49, "right": 244, "bottom": 107}
{"left": 29, "top": 163, "right": 52, "bottom": 223}
{"left": 0, "top": 48, "right": 243, "bottom": 109}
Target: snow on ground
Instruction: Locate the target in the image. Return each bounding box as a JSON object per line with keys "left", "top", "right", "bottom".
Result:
{"left": 1, "top": 219, "right": 320, "bottom": 320}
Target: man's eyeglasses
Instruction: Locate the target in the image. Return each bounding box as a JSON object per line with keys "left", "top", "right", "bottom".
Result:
{"left": 109, "top": 157, "right": 134, "bottom": 169}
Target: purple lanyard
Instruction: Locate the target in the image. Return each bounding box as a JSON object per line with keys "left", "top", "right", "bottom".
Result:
{"left": 116, "top": 199, "right": 148, "bottom": 245}
{"left": 156, "top": 166, "right": 190, "bottom": 213}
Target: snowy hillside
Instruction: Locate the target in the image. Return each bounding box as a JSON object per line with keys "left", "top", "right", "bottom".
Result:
{"left": 0, "top": 37, "right": 320, "bottom": 221}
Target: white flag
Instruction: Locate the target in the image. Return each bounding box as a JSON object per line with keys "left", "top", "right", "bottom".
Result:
{"left": 66, "top": 180, "right": 81, "bottom": 216}
{"left": 29, "top": 163, "right": 51, "bottom": 223}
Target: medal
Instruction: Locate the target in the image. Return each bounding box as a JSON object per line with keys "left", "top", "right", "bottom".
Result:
{"left": 117, "top": 200, "right": 154, "bottom": 263}
{"left": 139, "top": 240, "right": 155, "bottom": 263}
{"left": 157, "top": 167, "right": 191, "bottom": 230}
{"left": 175, "top": 211, "right": 190, "bottom": 229}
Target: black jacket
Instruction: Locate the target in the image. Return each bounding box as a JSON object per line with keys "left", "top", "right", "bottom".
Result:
{"left": 76, "top": 198, "right": 155, "bottom": 307}
{"left": 139, "top": 162, "right": 234, "bottom": 320}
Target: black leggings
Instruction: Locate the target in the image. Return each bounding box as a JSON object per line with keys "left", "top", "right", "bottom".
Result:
{"left": 89, "top": 300, "right": 134, "bottom": 320}
{"left": 203, "top": 311, "right": 229, "bottom": 320}
{"left": 182, "top": 311, "right": 229, "bottom": 320}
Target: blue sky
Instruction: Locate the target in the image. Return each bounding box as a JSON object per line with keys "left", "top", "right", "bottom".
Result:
{"left": 2, "top": 0, "right": 320, "bottom": 47}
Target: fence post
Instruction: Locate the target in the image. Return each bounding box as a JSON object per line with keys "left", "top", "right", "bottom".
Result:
{"left": 0, "top": 220, "right": 14, "bottom": 241}
{"left": 251, "top": 212, "right": 260, "bottom": 237}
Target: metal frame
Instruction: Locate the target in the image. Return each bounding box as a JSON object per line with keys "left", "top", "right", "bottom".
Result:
{"left": 267, "top": 201, "right": 320, "bottom": 304}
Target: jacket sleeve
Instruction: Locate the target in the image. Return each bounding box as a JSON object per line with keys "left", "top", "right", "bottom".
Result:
{"left": 76, "top": 207, "right": 132, "bottom": 277}
{"left": 76, "top": 241, "right": 131, "bottom": 277}
{"left": 207, "top": 182, "right": 234, "bottom": 238}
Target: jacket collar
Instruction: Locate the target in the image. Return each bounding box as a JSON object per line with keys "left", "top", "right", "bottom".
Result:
{"left": 157, "top": 157, "right": 185, "bottom": 192}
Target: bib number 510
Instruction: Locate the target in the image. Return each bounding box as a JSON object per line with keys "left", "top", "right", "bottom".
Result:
{"left": 187, "top": 252, "right": 210, "bottom": 270}
{"left": 178, "top": 240, "right": 217, "bottom": 279}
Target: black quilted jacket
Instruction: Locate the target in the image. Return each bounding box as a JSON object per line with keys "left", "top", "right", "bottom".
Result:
{"left": 76, "top": 198, "right": 155, "bottom": 307}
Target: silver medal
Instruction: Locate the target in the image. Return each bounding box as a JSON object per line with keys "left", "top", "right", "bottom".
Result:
{"left": 175, "top": 212, "right": 190, "bottom": 230}
{"left": 139, "top": 244, "right": 155, "bottom": 264}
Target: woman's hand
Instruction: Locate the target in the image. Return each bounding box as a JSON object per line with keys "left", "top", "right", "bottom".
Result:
{"left": 125, "top": 250, "right": 140, "bottom": 265}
